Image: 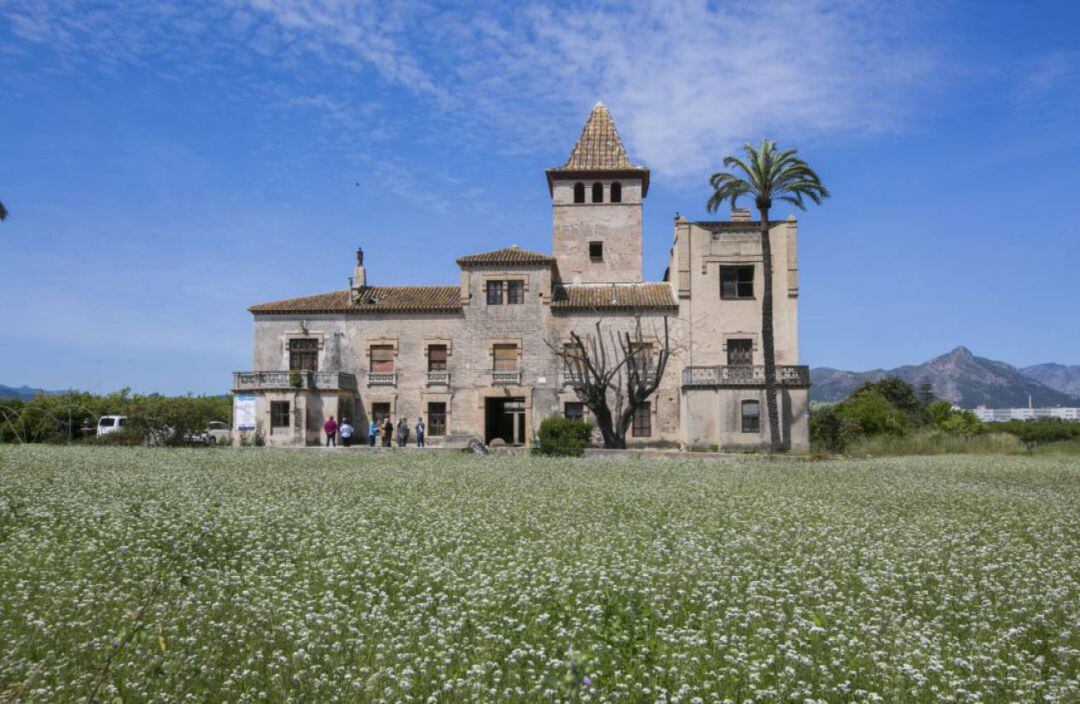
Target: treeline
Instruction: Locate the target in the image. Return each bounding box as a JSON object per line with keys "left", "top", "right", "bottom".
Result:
{"left": 810, "top": 377, "right": 1080, "bottom": 454}
{"left": 0, "top": 389, "right": 231, "bottom": 445}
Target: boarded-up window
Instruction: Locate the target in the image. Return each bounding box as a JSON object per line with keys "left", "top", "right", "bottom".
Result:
{"left": 507, "top": 280, "right": 525, "bottom": 304}
{"left": 288, "top": 338, "right": 318, "bottom": 371}
{"left": 370, "top": 345, "right": 395, "bottom": 373}
{"left": 428, "top": 344, "right": 448, "bottom": 371}
{"left": 493, "top": 344, "right": 518, "bottom": 371}
{"left": 728, "top": 339, "right": 753, "bottom": 366}
{"left": 741, "top": 400, "right": 761, "bottom": 433}
{"left": 428, "top": 402, "right": 447, "bottom": 436}
{"left": 270, "top": 401, "right": 290, "bottom": 429}
{"left": 632, "top": 402, "right": 652, "bottom": 437}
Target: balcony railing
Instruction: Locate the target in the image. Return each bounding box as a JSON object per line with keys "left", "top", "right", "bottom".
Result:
{"left": 426, "top": 370, "right": 451, "bottom": 386}
{"left": 367, "top": 372, "right": 398, "bottom": 387}
{"left": 233, "top": 371, "right": 358, "bottom": 392}
{"left": 682, "top": 365, "right": 810, "bottom": 388}
{"left": 492, "top": 369, "right": 522, "bottom": 386}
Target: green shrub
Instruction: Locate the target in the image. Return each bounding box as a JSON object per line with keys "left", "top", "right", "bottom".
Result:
{"left": 928, "top": 401, "right": 984, "bottom": 436}
{"left": 849, "top": 431, "right": 1023, "bottom": 456}
{"left": 535, "top": 416, "right": 594, "bottom": 456}
{"left": 992, "top": 418, "right": 1080, "bottom": 444}
{"left": 850, "top": 377, "right": 931, "bottom": 427}
{"left": 835, "top": 390, "right": 910, "bottom": 437}
{"left": 809, "top": 405, "right": 863, "bottom": 452}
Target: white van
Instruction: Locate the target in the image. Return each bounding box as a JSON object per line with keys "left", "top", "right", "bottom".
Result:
{"left": 97, "top": 415, "right": 128, "bottom": 436}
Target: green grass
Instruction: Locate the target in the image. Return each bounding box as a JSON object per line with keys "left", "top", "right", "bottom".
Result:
{"left": 1, "top": 446, "right": 1078, "bottom": 702}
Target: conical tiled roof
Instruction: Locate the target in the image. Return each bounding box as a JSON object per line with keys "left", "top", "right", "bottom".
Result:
{"left": 560, "top": 102, "right": 637, "bottom": 170}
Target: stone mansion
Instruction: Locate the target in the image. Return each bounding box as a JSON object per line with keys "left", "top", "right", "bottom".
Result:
{"left": 233, "top": 103, "right": 810, "bottom": 449}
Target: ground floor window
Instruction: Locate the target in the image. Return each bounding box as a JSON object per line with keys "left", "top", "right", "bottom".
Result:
{"left": 371, "top": 402, "right": 391, "bottom": 425}
{"left": 270, "top": 401, "right": 290, "bottom": 430}
{"left": 564, "top": 402, "right": 585, "bottom": 421}
{"left": 741, "top": 400, "right": 761, "bottom": 433}
{"left": 632, "top": 402, "right": 651, "bottom": 437}
{"left": 428, "top": 402, "right": 447, "bottom": 436}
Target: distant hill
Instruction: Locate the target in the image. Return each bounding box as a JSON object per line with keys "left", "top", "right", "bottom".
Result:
{"left": 1020, "top": 363, "right": 1080, "bottom": 398}
{"left": 811, "top": 347, "right": 1080, "bottom": 408}
{"left": 0, "top": 384, "right": 63, "bottom": 401}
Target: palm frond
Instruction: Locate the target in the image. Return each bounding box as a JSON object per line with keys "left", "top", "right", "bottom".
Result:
{"left": 0, "top": 200, "right": 7, "bottom": 221}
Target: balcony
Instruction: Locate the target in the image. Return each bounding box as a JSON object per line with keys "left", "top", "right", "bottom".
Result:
{"left": 367, "top": 372, "right": 398, "bottom": 387}
{"left": 233, "top": 371, "right": 358, "bottom": 392}
{"left": 492, "top": 369, "right": 522, "bottom": 386}
{"left": 682, "top": 365, "right": 810, "bottom": 388}
{"left": 427, "top": 370, "right": 451, "bottom": 386}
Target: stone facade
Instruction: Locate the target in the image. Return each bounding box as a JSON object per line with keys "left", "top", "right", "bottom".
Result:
{"left": 234, "top": 103, "right": 810, "bottom": 450}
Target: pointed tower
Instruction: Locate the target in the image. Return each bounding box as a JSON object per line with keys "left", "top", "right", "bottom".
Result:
{"left": 546, "top": 102, "right": 649, "bottom": 284}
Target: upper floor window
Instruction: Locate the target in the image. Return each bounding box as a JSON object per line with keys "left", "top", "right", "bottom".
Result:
{"left": 486, "top": 280, "right": 504, "bottom": 305}
{"left": 591, "top": 182, "right": 604, "bottom": 203}
{"left": 741, "top": 400, "right": 761, "bottom": 433}
{"left": 370, "top": 345, "right": 395, "bottom": 373}
{"left": 493, "top": 343, "right": 519, "bottom": 371}
{"left": 288, "top": 338, "right": 318, "bottom": 371}
{"left": 610, "top": 182, "right": 622, "bottom": 203}
{"left": 427, "top": 344, "right": 448, "bottom": 371}
{"left": 720, "top": 265, "right": 755, "bottom": 299}
{"left": 507, "top": 280, "right": 525, "bottom": 304}
{"left": 629, "top": 342, "right": 654, "bottom": 376}
{"left": 589, "top": 241, "right": 603, "bottom": 262}
{"left": 573, "top": 182, "right": 585, "bottom": 203}
{"left": 727, "top": 339, "right": 753, "bottom": 366}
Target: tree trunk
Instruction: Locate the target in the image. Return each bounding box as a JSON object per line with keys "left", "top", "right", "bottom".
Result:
{"left": 758, "top": 206, "right": 784, "bottom": 451}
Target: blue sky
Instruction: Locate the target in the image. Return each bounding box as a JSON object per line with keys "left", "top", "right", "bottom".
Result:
{"left": 1, "top": 0, "right": 1078, "bottom": 395}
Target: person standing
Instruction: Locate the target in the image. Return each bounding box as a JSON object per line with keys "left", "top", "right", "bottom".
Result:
{"left": 323, "top": 416, "right": 338, "bottom": 447}
{"left": 368, "top": 418, "right": 378, "bottom": 447}
{"left": 383, "top": 417, "right": 393, "bottom": 447}
{"left": 339, "top": 418, "right": 354, "bottom": 447}
{"left": 396, "top": 418, "right": 406, "bottom": 447}
{"left": 416, "top": 416, "right": 425, "bottom": 447}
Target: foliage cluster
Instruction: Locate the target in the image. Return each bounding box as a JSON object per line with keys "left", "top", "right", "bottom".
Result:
{"left": 534, "top": 416, "right": 595, "bottom": 456}
{"left": 0, "top": 389, "right": 231, "bottom": 446}
{"left": 990, "top": 417, "right": 1080, "bottom": 444}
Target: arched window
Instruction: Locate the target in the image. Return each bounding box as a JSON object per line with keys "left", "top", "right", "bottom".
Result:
{"left": 573, "top": 182, "right": 585, "bottom": 203}
{"left": 610, "top": 182, "right": 622, "bottom": 203}
{"left": 592, "top": 182, "right": 604, "bottom": 203}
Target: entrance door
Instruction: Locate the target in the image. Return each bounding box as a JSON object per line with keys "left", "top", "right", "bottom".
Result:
{"left": 371, "top": 402, "right": 391, "bottom": 425}
{"left": 485, "top": 397, "right": 525, "bottom": 444}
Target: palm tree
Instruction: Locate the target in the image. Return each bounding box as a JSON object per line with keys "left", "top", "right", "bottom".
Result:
{"left": 0, "top": 200, "right": 7, "bottom": 221}
{"left": 707, "top": 139, "right": 829, "bottom": 451}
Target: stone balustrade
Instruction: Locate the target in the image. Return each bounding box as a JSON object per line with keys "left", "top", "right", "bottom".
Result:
{"left": 681, "top": 365, "right": 810, "bottom": 388}
{"left": 232, "top": 371, "right": 358, "bottom": 392}
{"left": 426, "top": 371, "right": 451, "bottom": 386}
{"left": 492, "top": 370, "right": 522, "bottom": 386}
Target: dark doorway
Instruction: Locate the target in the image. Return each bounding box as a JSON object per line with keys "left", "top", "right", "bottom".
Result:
{"left": 485, "top": 397, "right": 525, "bottom": 445}
{"left": 371, "top": 402, "right": 391, "bottom": 425}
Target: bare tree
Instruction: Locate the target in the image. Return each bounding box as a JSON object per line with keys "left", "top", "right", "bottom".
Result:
{"left": 553, "top": 315, "right": 672, "bottom": 449}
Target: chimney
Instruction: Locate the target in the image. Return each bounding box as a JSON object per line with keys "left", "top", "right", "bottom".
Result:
{"left": 353, "top": 247, "right": 367, "bottom": 289}
{"left": 731, "top": 207, "right": 751, "bottom": 222}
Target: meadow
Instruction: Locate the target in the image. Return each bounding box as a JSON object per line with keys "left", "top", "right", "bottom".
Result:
{"left": 0, "top": 446, "right": 1077, "bottom": 703}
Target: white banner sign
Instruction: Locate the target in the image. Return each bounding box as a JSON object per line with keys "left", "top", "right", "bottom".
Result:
{"left": 234, "top": 394, "right": 257, "bottom": 431}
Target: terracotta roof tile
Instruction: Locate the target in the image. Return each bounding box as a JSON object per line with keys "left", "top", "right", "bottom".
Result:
{"left": 456, "top": 246, "right": 555, "bottom": 267}
{"left": 249, "top": 286, "right": 462, "bottom": 314}
{"left": 551, "top": 283, "right": 677, "bottom": 311}
{"left": 558, "top": 102, "right": 639, "bottom": 170}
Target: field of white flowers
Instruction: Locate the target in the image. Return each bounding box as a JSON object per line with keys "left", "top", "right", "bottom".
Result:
{"left": 0, "top": 446, "right": 1077, "bottom": 703}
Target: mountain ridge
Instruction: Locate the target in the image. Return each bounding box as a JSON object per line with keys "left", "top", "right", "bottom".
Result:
{"left": 811, "top": 347, "right": 1080, "bottom": 408}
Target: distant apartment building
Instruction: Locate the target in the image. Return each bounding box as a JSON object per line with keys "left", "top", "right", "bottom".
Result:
{"left": 233, "top": 103, "right": 810, "bottom": 449}
{"left": 973, "top": 406, "right": 1080, "bottom": 422}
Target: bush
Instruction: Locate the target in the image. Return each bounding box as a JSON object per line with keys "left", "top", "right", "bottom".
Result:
{"left": 850, "top": 377, "right": 931, "bottom": 427}
{"left": 928, "top": 401, "right": 984, "bottom": 436}
{"left": 835, "top": 390, "right": 910, "bottom": 437}
{"left": 992, "top": 418, "right": 1080, "bottom": 444}
{"left": 535, "top": 417, "right": 594, "bottom": 456}
{"left": 849, "top": 430, "right": 1024, "bottom": 456}
{"left": 809, "top": 405, "right": 863, "bottom": 453}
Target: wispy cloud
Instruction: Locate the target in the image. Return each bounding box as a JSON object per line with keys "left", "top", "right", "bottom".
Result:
{"left": 2, "top": 0, "right": 944, "bottom": 180}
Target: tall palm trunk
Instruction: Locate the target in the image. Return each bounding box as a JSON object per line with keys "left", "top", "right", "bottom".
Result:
{"left": 757, "top": 206, "right": 784, "bottom": 451}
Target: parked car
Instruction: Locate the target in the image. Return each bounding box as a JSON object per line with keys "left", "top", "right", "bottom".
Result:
{"left": 184, "top": 421, "right": 231, "bottom": 445}
{"left": 97, "top": 415, "right": 127, "bottom": 436}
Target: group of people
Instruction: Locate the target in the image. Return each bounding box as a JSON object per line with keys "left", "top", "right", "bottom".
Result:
{"left": 322, "top": 415, "right": 425, "bottom": 448}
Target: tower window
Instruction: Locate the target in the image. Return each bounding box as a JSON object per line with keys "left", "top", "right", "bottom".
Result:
{"left": 610, "top": 182, "right": 622, "bottom": 203}
{"left": 591, "top": 182, "right": 603, "bottom": 203}
{"left": 720, "top": 266, "right": 755, "bottom": 299}
{"left": 573, "top": 182, "right": 585, "bottom": 203}
{"left": 589, "top": 241, "right": 603, "bottom": 262}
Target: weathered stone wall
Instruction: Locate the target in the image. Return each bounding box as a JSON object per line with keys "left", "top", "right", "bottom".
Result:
{"left": 551, "top": 178, "right": 643, "bottom": 284}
